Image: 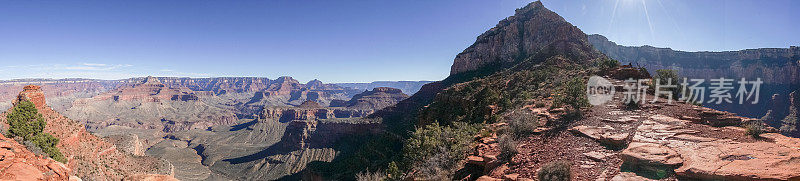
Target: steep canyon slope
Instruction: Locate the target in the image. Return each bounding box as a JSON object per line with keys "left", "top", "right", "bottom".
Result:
{"left": 0, "top": 85, "right": 174, "bottom": 180}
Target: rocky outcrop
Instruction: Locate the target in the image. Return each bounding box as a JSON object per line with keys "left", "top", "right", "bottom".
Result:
{"left": 1, "top": 85, "right": 173, "bottom": 180}
{"left": 260, "top": 106, "right": 372, "bottom": 122}
{"left": 282, "top": 120, "right": 382, "bottom": 150}
{"left": 449, "top": 1, "right": 602, "bottom": 75}
{"left": 0, "top": 134, "right": 72, "bottom": 180}
{"left": 345, "top": 87, "right": 409, "bottom": 110}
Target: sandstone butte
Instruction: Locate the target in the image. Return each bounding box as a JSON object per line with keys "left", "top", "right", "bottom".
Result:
{"left": 0, "top": 85, "right": 178, "bottom": 181}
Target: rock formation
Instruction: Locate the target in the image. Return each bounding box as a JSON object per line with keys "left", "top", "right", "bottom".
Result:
{"left": 345, "top": 87, "right": 409, "bottom": 110}
{"left": 1, "top": 85, "right": 174, "bottom": 180}
{"left": 449, "top": 1, "right": 601, "bottom": 75}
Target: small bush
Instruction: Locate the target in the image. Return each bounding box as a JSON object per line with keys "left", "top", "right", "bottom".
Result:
{"left": 502, "top": 111, "right": 539, "bottom": 139}
{"left": 538, "top": 161, "right": 572, "bottom": 181}
{"left": 356, "top": 170, "right": 386, "bottom": 181}
{"left": 745, "top": 122, "right": 765, "bottom": 138}
{"left": 553, "top": 77, "right": 588, "bottom": 111}
{"left": 497, "top": 135, "right": 518, "bottom": 162}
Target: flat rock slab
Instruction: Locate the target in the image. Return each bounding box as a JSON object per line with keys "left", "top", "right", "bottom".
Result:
{"left": 624, "top": 114, "right": 800, "bottom": 181}
{"left": 673, "top": 137, "right": 800, "bottom": 181}
{"left": 570, "top": 125, "right": 629, "bottom": 147}
{"left": 583, "top": 151, "right": 614, "bottom": 161}
{"left": 620, "top": 142, "right": 683, "bottom": 168}
{"left": 610, "top": 172, "right": 655, "bottom": 181}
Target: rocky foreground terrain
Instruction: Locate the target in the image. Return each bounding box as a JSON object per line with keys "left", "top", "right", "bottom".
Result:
{"left": 467, "top": 74, "right": 800, "bottom": 180}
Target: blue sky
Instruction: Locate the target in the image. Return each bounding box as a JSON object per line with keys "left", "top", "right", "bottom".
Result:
{"left": 0, "top": 0, "right": 797, "bottom": 82}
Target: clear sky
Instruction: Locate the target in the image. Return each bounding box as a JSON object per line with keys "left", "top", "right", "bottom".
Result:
{"left": 0, "top": 0, "right": 797, "bottom": 82}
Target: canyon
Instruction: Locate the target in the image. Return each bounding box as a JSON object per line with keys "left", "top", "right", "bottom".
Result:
{"left": 0, "top": 1, "right": 797, "bottom": 181}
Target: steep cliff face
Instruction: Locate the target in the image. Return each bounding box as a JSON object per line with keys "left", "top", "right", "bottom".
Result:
{"left": 588, "top": 34, "right": 800, "bottom": 84}
{"left": 449, "top": 1, "right": 601, "bottom": 75}
{"left": 1, "top": 85, "right": 173, "bottom": 180}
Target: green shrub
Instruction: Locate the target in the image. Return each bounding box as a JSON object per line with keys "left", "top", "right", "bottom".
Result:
{"left": 553, "top": 77, "right": 588, "bottom": 111}
{"left": 538, "top": 161, "right": 572, "bottom": 181}
{"left": 385, "top": 161, "right": 402, "bottom": 181}
{"left": 6, "top": 100, "right": 65, "bottom": 163}
{"left": 497, "top": 135, "right": 518, "bottom": 162}
{"left": 403, "top": 122, "right": 481, "bottom": 180}
{"left": 7, "top": 101, "right": 46, "bottom": 140}
{"left": 598, "top": 58, "right": 620, "bottom": 70}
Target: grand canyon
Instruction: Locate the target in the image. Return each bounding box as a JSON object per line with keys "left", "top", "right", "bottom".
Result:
{"left": 1, "top": 1, "right": 798, "bottom": 181}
